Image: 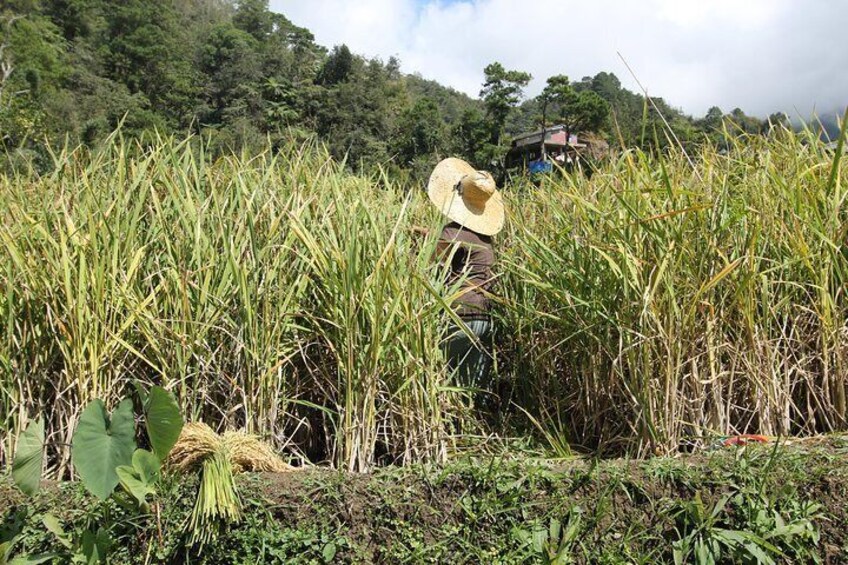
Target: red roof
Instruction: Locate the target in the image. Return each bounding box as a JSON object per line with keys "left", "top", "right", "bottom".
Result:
{"left": 549, "top": 131, "right": 567, "bottom": 145}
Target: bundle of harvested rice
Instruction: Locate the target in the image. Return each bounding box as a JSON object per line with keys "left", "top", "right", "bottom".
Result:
{"left": 168, "top": 422, "right": 294, "bottom": 473}
{"left": 167, "top": 422, "right": 294, "bottom": 545}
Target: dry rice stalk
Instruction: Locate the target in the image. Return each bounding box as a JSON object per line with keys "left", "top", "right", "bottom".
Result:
{"left": 168, "top": 421, "right": 295, "bottom": 473}
{"left": 167, "top": 422, "right": 220, "bottom": 472}
{"left": 222, "top": 431, "right": 295, "bottom": 473}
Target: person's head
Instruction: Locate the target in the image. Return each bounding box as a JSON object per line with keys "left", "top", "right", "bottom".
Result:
{"left": 427, "top": 158, "right": 505, "bottom": 236}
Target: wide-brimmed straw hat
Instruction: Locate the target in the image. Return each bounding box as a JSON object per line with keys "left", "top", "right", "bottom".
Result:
{"left": 427, "top": 158, "right": 505, "bottom": 236}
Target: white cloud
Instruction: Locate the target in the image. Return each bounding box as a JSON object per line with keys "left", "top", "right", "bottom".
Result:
{"left": 270, "top": 0, "right": 847, "bottom": 118}
{"left": 655, "top": 0, "right": 787, "bottom": 29}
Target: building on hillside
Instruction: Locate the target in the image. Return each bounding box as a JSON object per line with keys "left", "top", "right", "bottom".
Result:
{"left": 506, "top": 125, "right": 588, "bottom": 172}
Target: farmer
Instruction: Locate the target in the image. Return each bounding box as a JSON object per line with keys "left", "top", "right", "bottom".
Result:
{"left": 425, "top": 157, "right": 505, "bottom": 390}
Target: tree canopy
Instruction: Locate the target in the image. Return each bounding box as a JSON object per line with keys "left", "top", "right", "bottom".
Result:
{"left": 539, "top": 74, "right": 609, "bottom": 135}
{"left": 0, "top": 0, "right": 790, "bottom": 175}
{"left": 480, "top": 62, "right": 532, "bottom": 146}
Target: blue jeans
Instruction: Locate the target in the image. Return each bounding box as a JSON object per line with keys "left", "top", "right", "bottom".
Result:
{"left": 444, "top": 318, "right": 493, "bottom": 390}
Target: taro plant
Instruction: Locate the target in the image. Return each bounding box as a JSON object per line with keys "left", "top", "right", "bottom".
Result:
{"left": 71, "top": 399, "right": 137, "bottom": 501}
{"left": 10, "top": 417, "right": 44, "bottom": 497}
{"left": 7, "top": 385, "right": 183, "bottom": 563}
{"left": 116, "top": 449, "right": 162, "bottom": 510}
{"left": 115, "top": 385, "right": 184, "bottom": 510}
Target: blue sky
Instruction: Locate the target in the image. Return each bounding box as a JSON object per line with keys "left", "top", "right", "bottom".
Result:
{"left": 271, "top": 0, "right": 847, "bottom": 119}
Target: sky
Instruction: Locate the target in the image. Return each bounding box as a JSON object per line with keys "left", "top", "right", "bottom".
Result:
{"left": 269, "top": 0, "right": 847, "bottom": 120}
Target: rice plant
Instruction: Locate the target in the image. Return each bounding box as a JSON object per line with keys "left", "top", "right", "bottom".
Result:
{"left": 0, "top": 135, "right": 457, "bottom": 473}
{"left": 1, "top": 123, "right": 846, "bottom": 470}
{"left": 499, "top": 124, "right": 847, "bottom": 455}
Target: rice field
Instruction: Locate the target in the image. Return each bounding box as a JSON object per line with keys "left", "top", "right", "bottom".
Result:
{"left": 1, "top": 127, "right": 846, "bottom": 474}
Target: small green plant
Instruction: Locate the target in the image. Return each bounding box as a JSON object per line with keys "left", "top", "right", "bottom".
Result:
{"left": 731, "top": 491, "right": 823, "bottom": 563}
{"left": 1, "top": 508, "right": 55, "bottom": 565}
{"left": 526, "top": 509, "right": 584, "bottom": 565}
{"left": 672, "top": 492, "right": 778, "bottom": 564}
{"left": 671, "top": 487, "right": 822, "bottom": 565}
{"left": 40, "top": 514, "right": 111, "bottom": 565}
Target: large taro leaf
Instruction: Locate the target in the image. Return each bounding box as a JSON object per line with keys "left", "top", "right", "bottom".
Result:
{"left": 71, "top": 399, "right": 136, "bottom": 500}
{"left": 145, "top": 386, "right": 183, "bottom": 461}
{"left": 12, "top": 417, "right": 44, "bottom": 495}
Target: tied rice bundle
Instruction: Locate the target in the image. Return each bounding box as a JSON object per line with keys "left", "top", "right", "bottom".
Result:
{"left": 169, "top": 422, "right": 293, "bottom": 473}
{"left": 167, "top": 422, "right": 295, "bottom": 545}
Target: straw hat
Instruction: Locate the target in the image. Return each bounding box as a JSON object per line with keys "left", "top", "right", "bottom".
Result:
{"left": 427, "top": 158, "right": 505, "bottom": 236}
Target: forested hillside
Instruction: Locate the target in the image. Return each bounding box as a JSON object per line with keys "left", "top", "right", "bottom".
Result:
{"left": 0, "top": 0, "right": 800, "bottom": 174}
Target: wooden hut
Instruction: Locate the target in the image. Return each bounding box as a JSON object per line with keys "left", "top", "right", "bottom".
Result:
{"left": 506, "top": 125, "right": 587, "bottom": 171}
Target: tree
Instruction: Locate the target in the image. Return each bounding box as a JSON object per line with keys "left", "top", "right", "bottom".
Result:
{"left": 451, "top": 107, "right": 494, "bottom": 167}
{"left": 262, "top": 76, "right": 299, "bottom": 128}
{"left": 0, "top": 9, "right": 69, "bottom": 150}
{"left": 103, "top": 0, "right": 198, "bottom": 127}
{"left": 537, "top": 75, "right": 573, "bottom": 159}
{"left": 198, "top": 23, "right": 262, "bottom": 126}
{"left": 569, "top": 90, "right": 608, "bottom": 132}
{"left": 405, "top": 73, "right": 478, "bottom": 127}
{"left": 0, "top": 14, "right": 19, "bottom": 111}
{"left": 723, "top": 108, "right": 763, "bottom": 134}
{"left": 587, "top": 71, "right": 622, "bottom": 101}
{"left": 393, "top": 98, "right": 446, "bottom": 166}
{"left": 310, "top": 55, "right": 406, "bottom": 170}
{"left": 316, "top": 44, "right": 353, "bottom": 86}
{"left": 270, "top": 14, "right": 322, "bottom": 85}
{"left": 233, "top": 0, "right": 273, "bottom": 41}
{"left": 702, "top": 106, "right": 724, "bottom": 129}
{"left": 42, "top": 0, "right": 102, "bottom": 41}
{"left": 539, "top": 74, "right": 609, "bottom": 138}
{"left": 480, "top": 62, "right": 531, "bottom": 145}
{"left": 539, "top": 75, "right": 570, "bottom": 124}
{"left": 386, "top": 56, "right": 401, "bottom": 81}
{"left": 764, "top": 111, "right": 790, "bottom": 132}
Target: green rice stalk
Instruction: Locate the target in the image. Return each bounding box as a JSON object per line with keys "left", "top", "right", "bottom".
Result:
{"left": 188, "top": 448, "right": 241, "bottom": 547}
